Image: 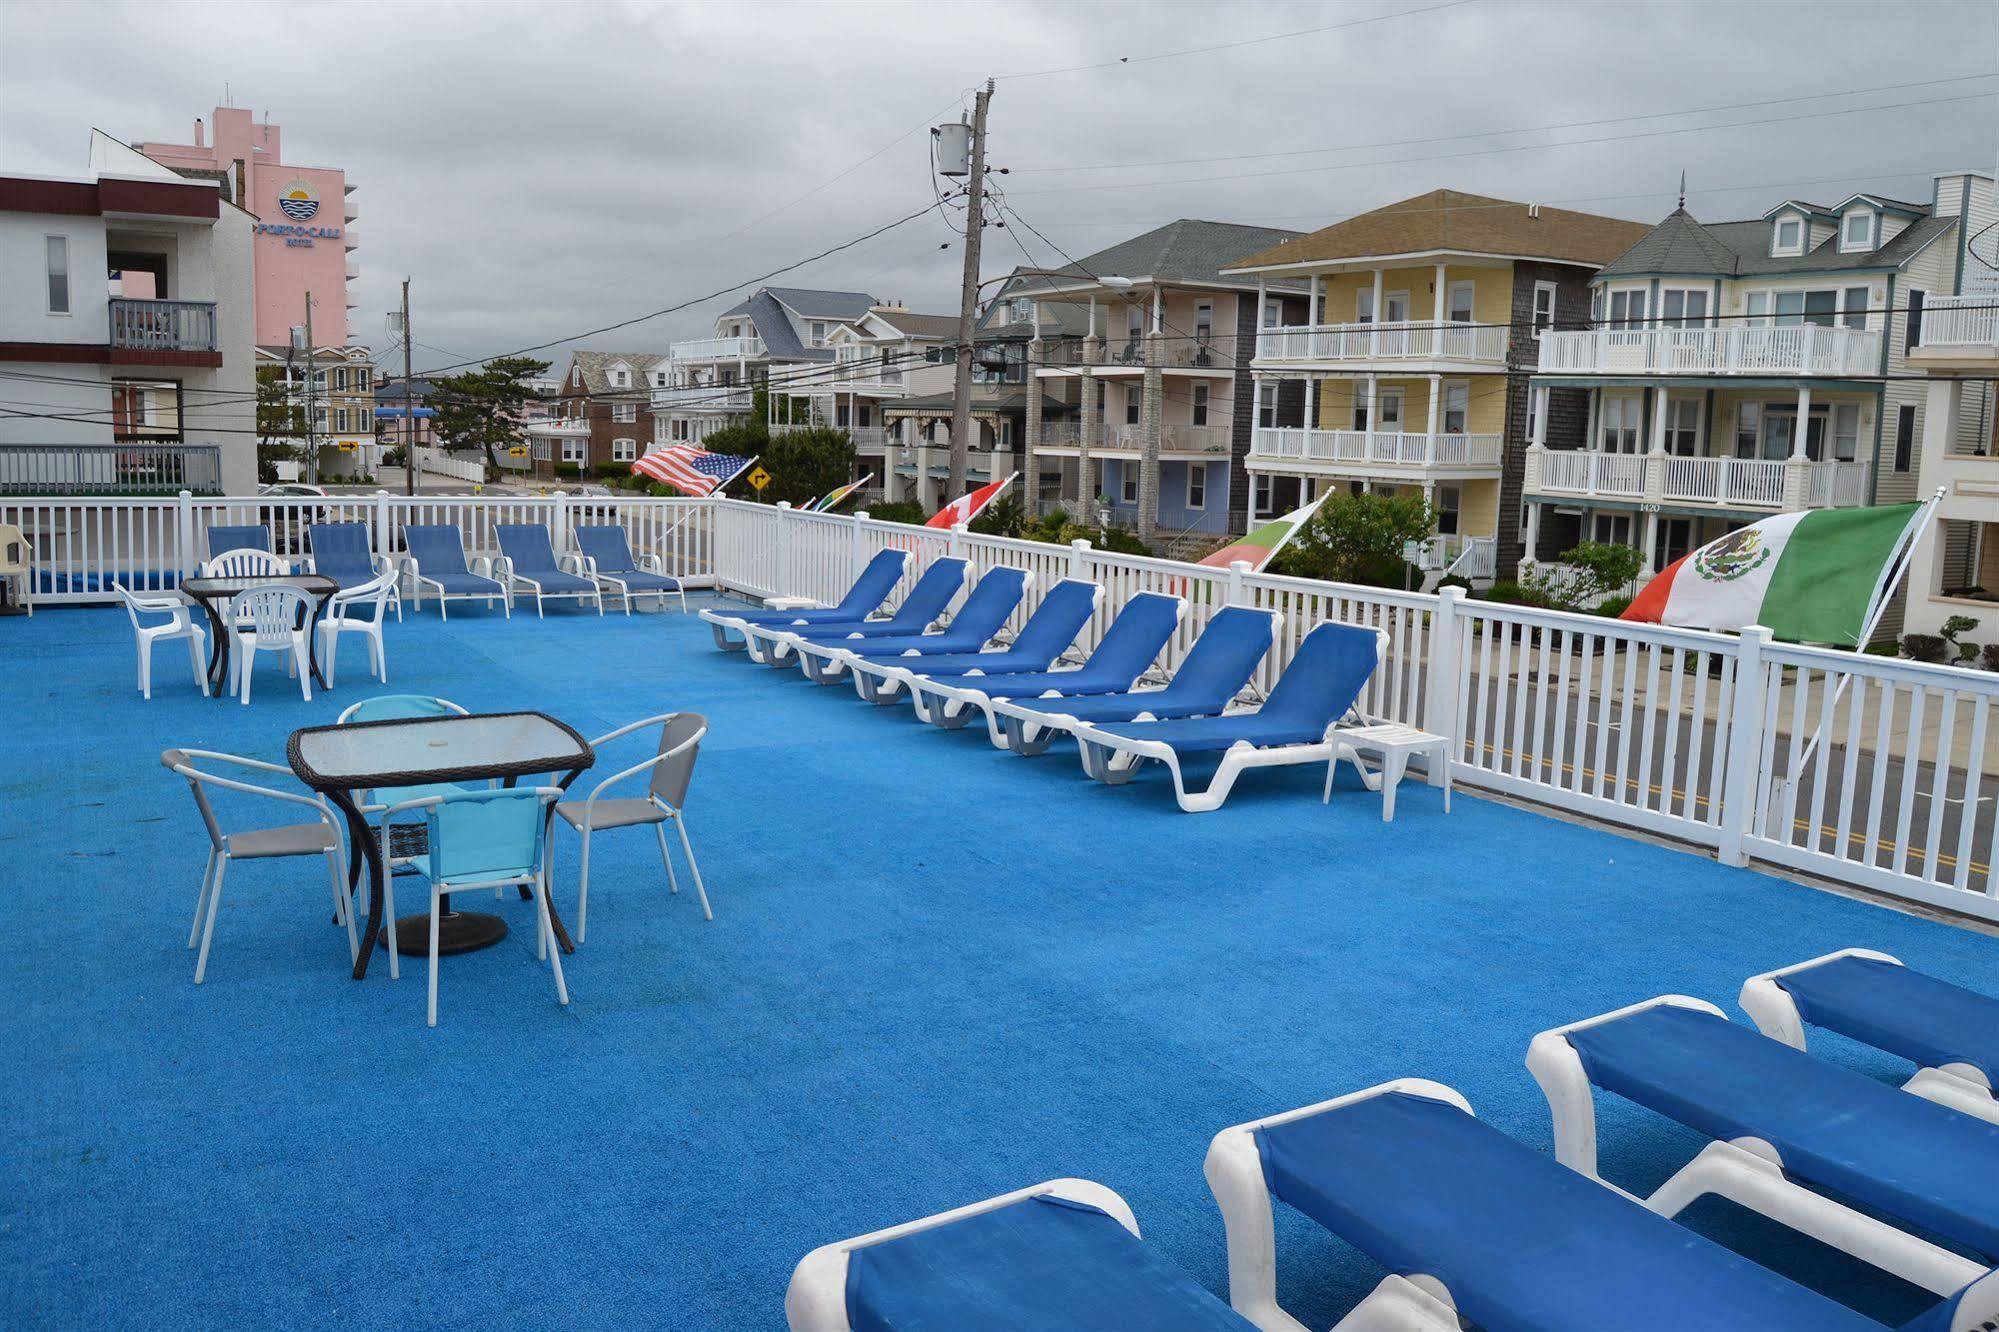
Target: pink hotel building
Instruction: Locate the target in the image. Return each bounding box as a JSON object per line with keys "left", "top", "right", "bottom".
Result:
{"left": 136, "top": 107, "right": 356, "bottom": 350}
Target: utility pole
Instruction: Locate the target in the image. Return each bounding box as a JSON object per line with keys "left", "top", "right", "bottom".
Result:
{"left": 946, "top": 79, "right": 993, "bottom": 500}
{"left": 401, "top": 277, "right": 416, "bottom": 496}
{"left": 301, "top": 292, "right": 316, "bottom": 484}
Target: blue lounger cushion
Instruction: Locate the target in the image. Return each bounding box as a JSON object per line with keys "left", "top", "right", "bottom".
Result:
{"left": 572, "top": 526, "right": 680, "bottom": 590}
{"left": 844, "top": 1193, "right": 1252, "bottom": 1331}
{"left": 866, "top": 579, "right": 1097, "bottom": 676}
{"left": 207, "top": 524, "right": 270, "bottom": 558}
{"left": 403, "top": 526, "right": 504, "bottom": 595}
{"left": 725, "top": 549, "right": 910, "bottom": 626}
{"left": 773, "top": 558, "right": 969, "bottom": 638}
{"left": 799, "top": 567, "right": 1025, "bottom": 653}
{"left": 307, "top": 523, "right": 378, "bottom": 588}
{"left": 1256, "top": 1089, "right": 1886, "bottom": 1332}
{"left": 1564, "top": 1002, "right": 1999, "bottom": 1259}
{"left": 1775, "top": 954, "right": 1998, "bottom": 1089}
{"left": 950, "top": 592, "right": 1179, "bottom": 699}
{"left": 496, "top": 525, "right": 597, "bottom": 593}
{"left": 1008, "top": 605, "right": 1277, "bottom": 724}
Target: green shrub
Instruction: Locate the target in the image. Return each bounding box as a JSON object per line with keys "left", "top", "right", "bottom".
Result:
{"left": 1900, "top": 633, "right": 1947, "bottom": 664}
{"left": 1594, "top": 594, "right": 1634, "bottom": 619}
{"left": 1479, "top": 580, "right": 1557, "bottom": 609}
{"left": 1982, "top": 643, "right": 1999, "bottom": 672}
{"left": 861, "top": 500, "right": 926, "bottom": 525}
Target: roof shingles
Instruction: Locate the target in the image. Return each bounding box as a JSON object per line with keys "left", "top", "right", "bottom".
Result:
{"left": 1226, "top": 189, "right": 1652, "bottom": 271}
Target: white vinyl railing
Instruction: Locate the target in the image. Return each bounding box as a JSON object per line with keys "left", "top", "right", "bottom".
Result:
{"left": 1537, "top": 450, "right": 1647, "bottom": 496}
{"left": 1538, "top": 325, "right": 1882, "bottom": 376}
{"left": 1916, "top": 292, "right": 1999, "bottom": 349}
{"left": 668, "top": 335, "right": 764, "bottom": 362}
{"left": 10, "top": 493, "right": 1996, "bottom": 922}
{"left": 412, "top": 447, "right": 487, "bottom": 485}
{"left": 1250, "top": 428, "right": 1503, "bottom": 469}
{"left": 1256, "top": 321, "right": 1508, "bottom": 365}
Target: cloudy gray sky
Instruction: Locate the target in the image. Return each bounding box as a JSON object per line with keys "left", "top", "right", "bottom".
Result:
{"left": 5, "top": 0, "right": 1995, "bottom": 374}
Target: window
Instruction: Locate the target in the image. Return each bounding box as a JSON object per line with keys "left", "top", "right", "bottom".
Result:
{"left": 613, "top": 402, "right": 637, "bottom": 423}
{"left": 1842, "top": 287, "right": 1870, "bottom": 331}
{"left": 1194, "top": 301, "right": 1213, "bottom": 346}
{"left": 1434, "top": 484, "right": 1461, "bottom": 536}
{"left": 1191, "top": 384, "right": 1209, "bottom": 427}
{"left": 1606, "top": 288, "right": 1646, "bottom": 330}
{"left": 1906, "top": 290, "right": 1926, "bottom": 352}
{"left": 1841, "top": 210, "right": 1875, "bottom": 251}
{"left": 1010, "top": 297, "right": 1032, "bottom": 323}
{"left": 1654, "top": 518, "right": 1693, "bottom": 569}
{"left": 1532, "top": 281, "right": 1558, "bottom": 336}
{"left": 1354, "top": 387, "right": 1402, "bottom": 432}
{"left": 1745, "top": 292, "right": 1772, "bottom": 327}
{"left": 357, "top": 368, "right": 372, "bottom": 391}
{"left": 1895, "top": 404, "right": 1916, "bottom": 471}
{"left": 1124, "top": 390, "right": 1139, "bottom": 426}
{"left": 1355, "top": 288, "right": 1375, "bottom": 324}
{"left": 562, "top": 437, "right": 585, "bottom": 463}
{"left": 1600, "top": 394, "right": 1643, "bottom": 452}
{"left": 332, "top": 367, "right": 347, "bottom": 391}
{"left": 612, "top": 438, "right": 638, "bottom": 462}
{"left": 1666, "top": 398, "right": 1701, "bottom": 455}
{"left": 1262, "top": 300, "right": 1281, "bottom": 330}
{"left": 1591, "top": 513, "right": 1634, "bottom": 546}
{"left": 1187, "top": 466, "right": 1207, "bottom": 510}
{"left": 1119, "top": 466, "right": 1138, "bottom": 504}
{"left": 1124, "top": 304, "right": 1143, "bottom": 347}
{"left": 360, "top": 409, "right": 373, "bottom": 432}
{"left": 334, "top": 407, "right": 349, "bottom": 433}
{"left": 1831, "top": 403, "right": 1860, "bottom": 462}
{"left": 1773, "top": 216, "right": 1804, "bottom": 255}
{"left": 1441, "top": 382, "right": 1467, "bottom": 434}
{"left": 810, "top": 321, "right": 827, "bottom": 344}
{"left": 1734, "top": 402, "right": 1761, "bottom": 458}
{"left": 1526, "top": 388, "right": 1540, "bottom": 443}
{"left": 1660, "top": 288, "right": 1709, "bottom": 328}
{"left": 610, "top": 369, "right": 628, "bottom": 388}
{"left": 1257, "top": 382, "right": 1277, "bottom": 429}
{"left": 45, "top": 236, "right": 69, "bottom": 313}
{"left": 1253, "top": 473, "right": 1272, "bottom": 514}
{"left": 1447, "top": 281, "right": 1475, "bottom": 323}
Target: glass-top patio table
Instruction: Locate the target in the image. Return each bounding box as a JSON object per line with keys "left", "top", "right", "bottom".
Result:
{"left": 288, "top": 711, "right": 595, "bottom": 980}
{"left": 181, "top": 573, "right": 339, "bottom": 696}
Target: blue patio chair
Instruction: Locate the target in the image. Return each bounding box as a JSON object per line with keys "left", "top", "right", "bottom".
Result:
{"left": 573, "top": 524, "right": 686, "bottom": 615}
{"left": 1070, "top": 620, "right": 1384, "bottom": 812}
{"left": 741, "top": 556, "right": 970, "bottom": 668}
{"left": 494, "top": 523, "right": 603, "bottom": 618}
{"left": 1204, "top": 1078, "right": 1994, "bottom": 1332}
{"left": 1528, "top": 996, "right": 1999, "bottom": 1292}
{"left": 785, "top": 1179, "right": 1255, "bottom": 1332}
{"left": 847, "top": 578, "right": 1102, "bottom": 707}
{"left": 308, "top": 522, "right": 401, "bottom": 620}
{"left": 1741, "top": 950, "right": 1999, "bottom": 1125}
{"left": 790, "top": 566, "right": 1029, "bottom": 685}
{"left": 701, "top": 547, "right": 911, "bottom": 649}
{"left": 336, "top": 695, "right": 474, "bottom": 902}
{"left": 206, "top": 525, "right": 271, "bottom": 560}
{"left": 905, "top": 590, "right": 1186, "bottom": 737}
{"left": 401, "top": 524, "right": 508, "bottom": 620}
{"left": 379, "top": 786, "right": 567, "bottom": 1026}
{"left": 987, "top": 605, "right": 1279, "bottom": 757}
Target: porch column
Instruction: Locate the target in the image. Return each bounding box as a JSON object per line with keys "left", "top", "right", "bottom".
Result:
{"left": 1641, "top": 510, "right": 1660, "bottom": 575}
{"left": 1433, "top": 260, "right": 1448, "bottom": 356}
{"left": 1426, "top": 373, "right": 1441, "bottom": 460}
{"left": 1902, "top": 378, "right": 1963, "bottom": 635}
{"left": 1138, "top": 315, "right": 1164, "bottom": 547}
{"left": 1783, "top": 384, "right": 1813, "bottom": 508}
{"left": 1645, "top": 387, "right": 1670, "bottom": 507}
{"left": 1307, "top": 376, "right": 1320, "bottom": 449}
{"left": 1523, "top": 501, "right": 1543, "bottom": 570}
{"left": 1078, "top": 330, "right": 1103, "bottom": 512}
{"left": 1255, "top": 276, "right": 1267, "bottom": 346}
{"left": 1364, "top": 373, "right": 1379, "bottom": 460}
{"left": 1370, "top": 269, "right": 1386, "bottom": 355}
{"left": 1025, "top": 336, "right": 1044, "bottom": 515}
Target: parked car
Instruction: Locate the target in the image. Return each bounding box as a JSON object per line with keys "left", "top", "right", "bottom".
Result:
{"left": 258, "top": 482, "right": 329, "bottom": 499}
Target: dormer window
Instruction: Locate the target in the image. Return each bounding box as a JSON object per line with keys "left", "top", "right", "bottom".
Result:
{"left": 1841, "top": 210, "right": 1876, "bottom": 252}
{"left": 1772, "top": 216, "right": 1804, "bottom": 256}
{"left": 810, "top": 321, "right": 827, "bottom": 344}
{"left": 610, "top": 368, "right": 629, "bottom": 388}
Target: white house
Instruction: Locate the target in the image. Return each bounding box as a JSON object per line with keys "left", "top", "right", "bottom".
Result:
{"left": 651, "top": 286, "right": 877, "bottom": 445}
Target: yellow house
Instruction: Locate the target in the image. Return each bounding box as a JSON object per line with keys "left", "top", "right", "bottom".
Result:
{"left": 1224, "top": 190, "right": 1649, "bottom": 580}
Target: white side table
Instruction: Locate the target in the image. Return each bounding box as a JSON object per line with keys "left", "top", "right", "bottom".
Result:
{"left": 1327, "top": 723, "right": 1451, "bottom": 822}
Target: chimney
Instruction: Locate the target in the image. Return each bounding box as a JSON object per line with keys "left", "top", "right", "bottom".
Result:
{"left": 1527, "top": 203, "right": 1541, "bottom": 219}
{"left": 194, "top": 118, "right": 205, "bottom": 149}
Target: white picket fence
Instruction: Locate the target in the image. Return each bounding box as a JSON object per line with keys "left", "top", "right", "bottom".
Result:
{"left": 412, "top": 447, "right": 488, "bottom": 486}
{"left": 7, "top": 491, "right": 1995, "bottom": 922}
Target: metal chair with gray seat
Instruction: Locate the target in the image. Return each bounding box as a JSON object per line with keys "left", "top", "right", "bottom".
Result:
{"left": 553, "top": 712, "right": 712, "bottom": 941}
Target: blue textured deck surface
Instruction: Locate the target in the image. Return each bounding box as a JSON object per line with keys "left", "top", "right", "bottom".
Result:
{"left": 5, "top": 599, "right": 1993, "bottom": 1328}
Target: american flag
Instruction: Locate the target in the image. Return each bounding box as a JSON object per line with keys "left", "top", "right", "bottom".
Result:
{"left": 631, "top": 445, "right": 756, "bottom": 496}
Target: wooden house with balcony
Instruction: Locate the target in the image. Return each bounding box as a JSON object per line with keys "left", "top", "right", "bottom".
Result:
{"left": 816, "top": 307, "right": 956, "bottom": 497}
{"left": 1525, "top": 176, "right": 1983, "bottom": 593}
{"left": 651, "top": 287, "right": 877, "bottom": 447}
{"left": 1224, "top": 191, "right": 1649, "bottom": 582}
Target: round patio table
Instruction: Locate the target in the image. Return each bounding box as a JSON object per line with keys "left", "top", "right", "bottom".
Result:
{"left": 180, "top": 573, "right": 339, "bottom": 697}
{"left": 288, "top": 711, "right": 595, "bottom": 979}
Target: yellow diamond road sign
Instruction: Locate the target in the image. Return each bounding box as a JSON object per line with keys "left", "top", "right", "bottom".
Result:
{"left": 748, "top": 466, "right": 772, "bottom": 491}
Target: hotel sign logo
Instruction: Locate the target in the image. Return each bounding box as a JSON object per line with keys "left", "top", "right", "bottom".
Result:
{"left": 276, "top": 181, "right": 319, "bottom": 221}
{"left": 257, "top": 180, "right": 342, "bottom": 248}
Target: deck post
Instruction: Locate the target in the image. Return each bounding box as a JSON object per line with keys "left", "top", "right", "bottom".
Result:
{"left": 851, "top": 510, "right": 869, "bottom": 581}
{"left": 1227, "top": 558, "right": 1249, "bottom": 607}
{"left": 175, "top": 490, "right": 195, "bottom": 577}
{"left": 949, "top": 521, "right": 966, "bottom": 560}
{"left": 373, "top": 490, "right": 393, "bottom": 563}
{"left": 1424, "top": 585, "right": 1466, "bottom": 785}
{"left": 1719, "top": 624, "right": 1772, "bottom": 867}
{"left": 550, "top": 491, "right": 569, "bottom": 557}
{"left": 774, "top": 501, "right": 792, "bottom": 599}
{"left": 1069, "top": 537, "right": 1091, "bottom": 581}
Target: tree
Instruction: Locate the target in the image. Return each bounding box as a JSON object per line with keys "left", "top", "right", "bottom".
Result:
{"left": 430, "top": 356, "right": 551, "bottom": 473}
{"left": 1520, "top": 539, "right": 1645, "bottom": 611}
{"left": 761, "top": 426, "right": 854, "bottom": 506}
{"left": 254, "top": 364, "right": 306, "bottom": 482}
{"left": 1272, "top": 491, "right": 1436, "bottom": 587}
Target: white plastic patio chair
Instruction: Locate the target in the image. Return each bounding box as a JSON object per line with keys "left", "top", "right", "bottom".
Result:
{"left": 115, "top": 581, "right": 209, "bottom": 699}
{"left": 161, "top": 747, "right": 355, "bottom": 984}
{"left": 317, "top": 571, "right": 395, "bottom": 688}
{"left": 554, "top": 712, "right": 712, "bottom": 942}
{"left": 378, "top": 786, "right": 568, "bottom": 1026}
{"left": 0, "top": 523, "right": 34, "bottom": 614}
{"left": 201, "top": 547, "right": 291, "bottom": 579}
{"left": 229, "top": 585, "right": 314, "bottom": 704}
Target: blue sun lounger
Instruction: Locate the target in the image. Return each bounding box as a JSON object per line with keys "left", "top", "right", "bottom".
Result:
{"left": 573, "top": 524, "right": 686, "bottom": 614}
{"left": 1070, "top": 620, "right": 1385, "bottom": 812}
{"left": 1741, "top": 950, "right": 1999, "bottom": 1125}
{"left": 846, "top": 578, "right": 1102, "bottom": 706}
{"left": 701, "top": 548, "right": 910, "bottom": 651}
{"left": 987, "top": 605, "right": 1280, "bottom": 756}
{"left": 494, "top": 524, "right": 603, "bottom": 617}
{"left": 1204, "top": 1078, "right": 1997, "bottom": 1332}
{"left": 901, "top": 590, "right": 1186, "bottom": 737}
{"left": 401, "top": 525, "right": 508, "bottom": 620}
{"left": 738, "top": 556, "right": 967, "bottom": 666}
{"left": 791, "top": 566, "right": 1028, "bottom": 684}
{"left": 1528, "top": 995, "right": 1999, "bottom": 1299}
{"left": 206, "top": 524, "right": 272, "bottom": 560}
{"left": 785, "top": 1178, "right": 1255, "bottom": 1332}
{"left": 307, "top": 522, "right": 386, "bottom": 588}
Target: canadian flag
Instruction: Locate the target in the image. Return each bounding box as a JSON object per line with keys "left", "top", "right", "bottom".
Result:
{"left": 925, "top": 473, "right": 1017, "bottom": 529}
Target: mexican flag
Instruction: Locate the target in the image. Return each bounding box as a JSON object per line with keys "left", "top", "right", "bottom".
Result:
{"left": 1620, "top": 502, "right": 1926, "bottom": 645}
{"left": 1198, "top": 495, "right": 1327, "bottom": 572}
{"left": 926, "top": 473, "right": 1016, "bottom": 528}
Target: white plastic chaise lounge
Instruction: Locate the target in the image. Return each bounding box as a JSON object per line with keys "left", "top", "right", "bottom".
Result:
{"left": 738, "top": 556, "right": 968, "bottom": 666}
{"left": 843, "top": 577, "right": 1101, "bottom": 706}
{"left": 401, "top": 525, "right": 509, "bottom": 620}
{"left": 1740, "top": 949, "right": 1999, "bottom": 1126}
{"left": 494, "top": 523, "right": 605, "bottom": 617}
{"left": 1203, "top": 1077, "right": 1999, "bottom": 1332}
{"left": 1526, "top": 995, "right": 1999, "bottom": 1302}
{"left": 572, "top": 524, "right": 687, "bottom": 614}
{"left": 700, "top": 547, "right": 910, "bottom": 651}
{"left": 787, "top": 565, "right": 1029, "bottom": 685}
{"left": 905, "top": 590, "right": 1185, "bottom": 735}
{"left": 1069, "top": 620, "right": 1387, "bottom": 813}
{"left": 785, "top": 1178, "right": 1256, "bottom": 1331}
{"left": 987, "top": 605, "right": 1280, "bottom": 757}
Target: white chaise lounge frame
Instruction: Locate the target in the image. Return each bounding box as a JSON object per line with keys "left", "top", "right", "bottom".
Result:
{"left": 1740, "top": 948, "right": 1999, "bottom": 1126}
{"left": 1525, "top": 993, "right": 1988, "bottom": 1299}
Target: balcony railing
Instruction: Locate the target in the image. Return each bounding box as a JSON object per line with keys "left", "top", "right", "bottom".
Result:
{"left": 1915, "top": 291, "right": 1999, "bottom": 349}
{"left": 0, "top": 443, "right": 221, "bottom": 495}
{"left": 830, "top": 363, "right": 907, "bottom": 391}
{"left": 1529, "top": 449, "right": 1870, "bottom": 510}
{"left": 1033, "top": 422, "right": 1228, "bottom": 455}
{"left": 1536, "top": 325, "right": 1881, "bottom": 376}
{"left": 1256, "top": 321, "right": 1508, "bottom": 366}
{"left": 1804, "top": 459, "right": 1871, "bottom": 507}
{"left": 1658, "top": 455, "right": 1788, "bottom": 507}
{"left": 849, "top": 427, "right": 890, "bottom": 451}
{"left": 651, "top": 385, "right": 753, "bottom": 412}
{"left": 669, "top": 335, "right": 764, "bottom": 362}
{"left": 527, "top": 418, "right": 591, "bottom": 436}
{"left": 1249, "top": 428, "right": 1504, "bottom": 469}
{"left": 1536, "top": 450, "right": 1648, "bottom": 496}
{"left": 108, "top": 298, "right": 217, "bottom": 353}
